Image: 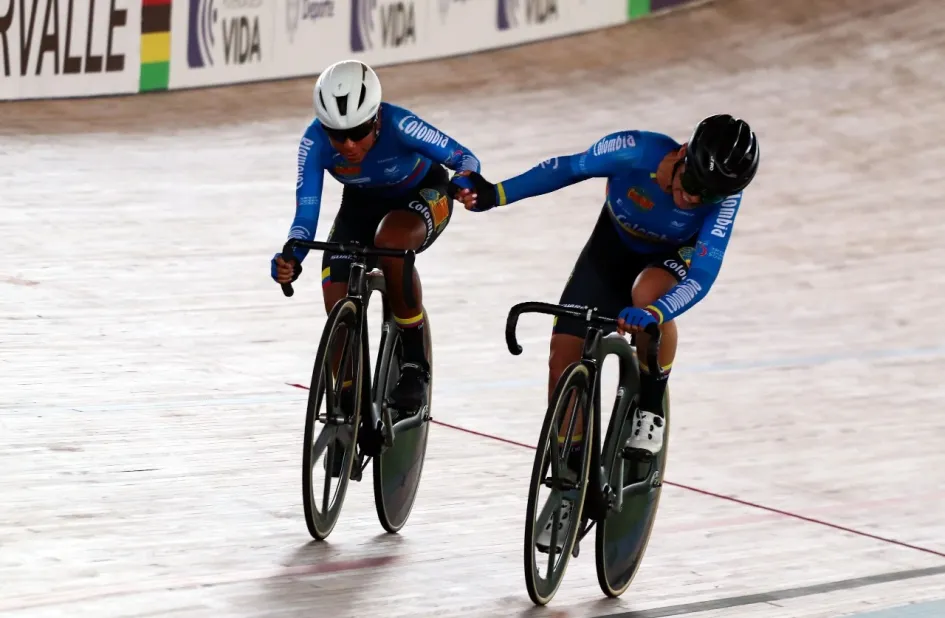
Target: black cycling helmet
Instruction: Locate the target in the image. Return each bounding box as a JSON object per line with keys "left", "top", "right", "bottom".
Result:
{"left": 681, "top": 114, "right": 759, "bottom": 201}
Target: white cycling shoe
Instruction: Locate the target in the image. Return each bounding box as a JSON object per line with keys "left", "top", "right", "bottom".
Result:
{"left": 535, "top": 492, "right": 577, "bottom": 554}
{"left": 623, "top": 408, "right": 665, "bottom": 458}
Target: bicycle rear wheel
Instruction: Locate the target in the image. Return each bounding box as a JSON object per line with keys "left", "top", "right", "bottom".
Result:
{"left": 523, "top": 361, "right": 594, "bottom": 606}
{"left": 373, "top": 309, "right": 433, "bottom": 533}
{"left": 595, "top": 388, "right": 671, "bottom": 597}
{"left": 301, "top": 298, "right": 364, "bottom": 541}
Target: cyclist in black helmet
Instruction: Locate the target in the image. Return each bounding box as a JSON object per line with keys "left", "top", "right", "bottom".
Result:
{"left": 451, "top": 114, "right": 759, "bottom": 552}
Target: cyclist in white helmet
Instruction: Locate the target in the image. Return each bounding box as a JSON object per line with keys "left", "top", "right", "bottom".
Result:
{"left": 272, "top": 60, "right": 480, "bottom": 447}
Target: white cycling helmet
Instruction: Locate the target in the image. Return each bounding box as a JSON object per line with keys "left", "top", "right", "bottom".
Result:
{"left": 313, "top": 60, "right": 382, "bottom": 130}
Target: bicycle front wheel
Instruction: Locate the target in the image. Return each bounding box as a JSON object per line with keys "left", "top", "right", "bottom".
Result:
{"left": 523, "top": 361, "right": 594, "bottom": 606}
{"left": 301, "top": 298, "right": 364, "bottom": 541}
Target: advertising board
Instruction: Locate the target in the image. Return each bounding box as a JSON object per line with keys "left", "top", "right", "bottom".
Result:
{"left": 1, "top": 0, "right": 705, "bottom": 99}
{"left": 0, "top": 0, "right": 141, "bottom": 99}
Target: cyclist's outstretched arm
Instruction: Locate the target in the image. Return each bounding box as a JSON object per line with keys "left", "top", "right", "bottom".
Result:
{"left": 494, "top": 131, "right": 644, "bottom": 206}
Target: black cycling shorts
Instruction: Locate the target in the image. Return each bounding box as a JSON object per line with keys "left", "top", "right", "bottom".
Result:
{"left": 321, "top": 164, "right": 454, "bottom": 286}
{"left": 553, "top": 205, "right": 695, "bottom": 338}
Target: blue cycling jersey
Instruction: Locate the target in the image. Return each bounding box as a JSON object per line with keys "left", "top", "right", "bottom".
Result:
{"left": 287, "top": 102, "right": 481, "bottom": 262}
{"left": 494, "top": 130, "right": 743, "bottom": 323}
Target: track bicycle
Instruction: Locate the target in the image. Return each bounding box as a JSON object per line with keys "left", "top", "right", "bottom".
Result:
{"left": 505, "top": 301, "right": 670, "bottom": 605}
{"left": 280, "top": 238, "right": 433, "bottom": 540}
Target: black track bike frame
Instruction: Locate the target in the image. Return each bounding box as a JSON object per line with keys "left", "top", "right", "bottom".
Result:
{"left": 280, "top": 239, "right": 427, "bottom": 446}
{"left": 506, "top": 302, "right": 662, "bottom": 524}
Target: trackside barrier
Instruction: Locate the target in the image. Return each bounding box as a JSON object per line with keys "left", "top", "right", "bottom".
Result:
{"left": 0, "top": 0, "right": 701, "bottom": 101}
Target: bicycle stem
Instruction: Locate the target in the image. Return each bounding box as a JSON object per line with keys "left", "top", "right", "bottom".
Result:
{"left": 279, "top": 239, "right": 417, "bottom": 308}
{"left": 505, "top": 302, "right": 664, "bottom": 378}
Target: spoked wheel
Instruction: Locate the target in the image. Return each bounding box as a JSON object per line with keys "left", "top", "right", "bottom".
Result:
{"left": 524, "top": 362, "right": 595, "bottom": 606}
{"left": 373, "top": 310, "right": 433, "bottom": 533}
{"left": 302, "top": 299, "right": 364, "bottom": 541}
{"left": 595, "top": 388, "right": 671, "bottom": 597}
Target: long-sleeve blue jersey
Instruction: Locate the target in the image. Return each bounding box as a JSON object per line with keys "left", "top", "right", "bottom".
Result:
{"left": 494, "top": 130, "right": 743, "bottom": 323}
{"left": 287, "top": 102, "right": 481, "bottom": 262}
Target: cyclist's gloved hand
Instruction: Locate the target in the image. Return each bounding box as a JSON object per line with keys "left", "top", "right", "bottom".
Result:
{"left": 271, "top": 252, "right": 302, "bottom": 284}
{"left": 616, "top": 306, "right": 658, "bottom": 335}
{"left": 449, "top": 170, "right": 499, "bottom": 212}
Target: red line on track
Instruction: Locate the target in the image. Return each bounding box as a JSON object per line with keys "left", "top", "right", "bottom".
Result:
{"left": 287, "top": 381, "right": 945, "bottom": 559}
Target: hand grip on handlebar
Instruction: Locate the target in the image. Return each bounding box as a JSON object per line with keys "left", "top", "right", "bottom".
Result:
{"left": 280, "top": 241, "right": 296, "bottom": 297}
{"left": 505, "top": 302, "right": 663, "bottom": 374}
{"left": 278, "top": 239, "right": 417, "bottom": 304}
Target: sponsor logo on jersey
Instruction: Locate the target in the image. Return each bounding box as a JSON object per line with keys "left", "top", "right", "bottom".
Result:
{"left": 611, "top": 209, "right": 668, "bottom": 243}
{"left": 710, "top": 197, "right": 739, "bottom": 238}
{"left": 592, "top": 133, "right": 635, "bottom": 157}
{"left": 677, "top": 246, "right": 694, "bottom": 265}
{"left": 297, "top": 137, "right": 314, "bottom": 188}
{"left": 397, "top": 115, "right": 449, "bottom": 148}
{"left": 662, "top": 257, "right": 688, "bottom": 280}
{"left": 658, "top": 279, "right": 703, "bottom": 314}
{"left": 626, "top": 187, "right": 654, "bottom": 211}
{"left": 334, "top": 164, "right": 361, "bottom": 175}
{"left": 408, "top": 200, "right": 434, "bottom": 244}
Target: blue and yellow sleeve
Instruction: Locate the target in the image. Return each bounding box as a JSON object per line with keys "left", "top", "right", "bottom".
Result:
{"left": 287, "top": 129, "right": 327, "bottom": 263}
{"left": 495, "top": 131, "right": 644, "bottom": 206}
{"left": 647, "top": 194, "right": 743, "bottom": 322}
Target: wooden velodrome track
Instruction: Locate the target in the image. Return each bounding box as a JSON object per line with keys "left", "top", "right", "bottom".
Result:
{"left": 3, "top": 0, "right": 945, "bottom": 616}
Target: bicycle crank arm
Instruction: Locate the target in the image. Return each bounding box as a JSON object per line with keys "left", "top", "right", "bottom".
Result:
{"left": 379, "top": 409, "right": 394, "bottom": 448}
{"left": 390, "top": 406, "right": 430, "bottom": 436}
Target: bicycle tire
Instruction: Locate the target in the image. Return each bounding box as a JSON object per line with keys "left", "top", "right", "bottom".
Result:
{"left": 594, "top": 387, "right": 671, "bottom": 597}
{"left": 373, "top": 309, "right": 433, "bottom": 533}
{"left": 523, "top": 361, "right": 594, "bottom": 606}
{"left": 301, "top": 298, "right": 364, "bottom": 541}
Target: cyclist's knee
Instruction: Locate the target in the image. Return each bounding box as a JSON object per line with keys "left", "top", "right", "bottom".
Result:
{"left": 549, "top": 334, "right": 584, "bottom": 379}
{"left": 322, "top": 282, "right": 348, "bottom": 313}
{"left": 375, "top": 210, "right": 426, "bottom": 250}
{"left": 632, "top": 267, "right": 677, "bottom": 321}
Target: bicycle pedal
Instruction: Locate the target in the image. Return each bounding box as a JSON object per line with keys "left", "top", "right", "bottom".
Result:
{"left": 350, "top": 459, "right": 363, "bottom": 482}
{"left": 542, "top": 476, "right": 577, "bottom": 491}
{"left": 535, "top": 541, "right": 564, "bottom": 556}
{"left": 621, "top": 445, "right": 656, "bottom": 461}
{"left": 602, "top": 485, "right": 617, "bottom": 509}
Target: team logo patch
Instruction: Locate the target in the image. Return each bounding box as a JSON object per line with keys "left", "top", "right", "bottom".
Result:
{"left": 694, "top": 241, "right": 708, "bottom": 258}
{"left": 678, "top": 245, "right": 694, "bottom": 266}
{"left": 627, "top": 187, "right": 654, "bottom": 211}
{"left": 420, "top": 188, "right": 449, "bottom": 229}
{"left": 334, "top": 165, "right": 361, "bottom": 176}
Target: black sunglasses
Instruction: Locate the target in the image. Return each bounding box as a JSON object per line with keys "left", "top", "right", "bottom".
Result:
{"left": 323, "top": 117, "right": 376, "bottom": 143}
{"left": 676, "top": 158, "right": 725, "bottom": 204}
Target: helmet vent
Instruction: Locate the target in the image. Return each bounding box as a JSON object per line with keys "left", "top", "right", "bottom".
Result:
{"left": 358, "top": 84, "right": 367, "bottom": 109}
{"left": 336, "top": 94, "right": 348, "bottom": 116}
